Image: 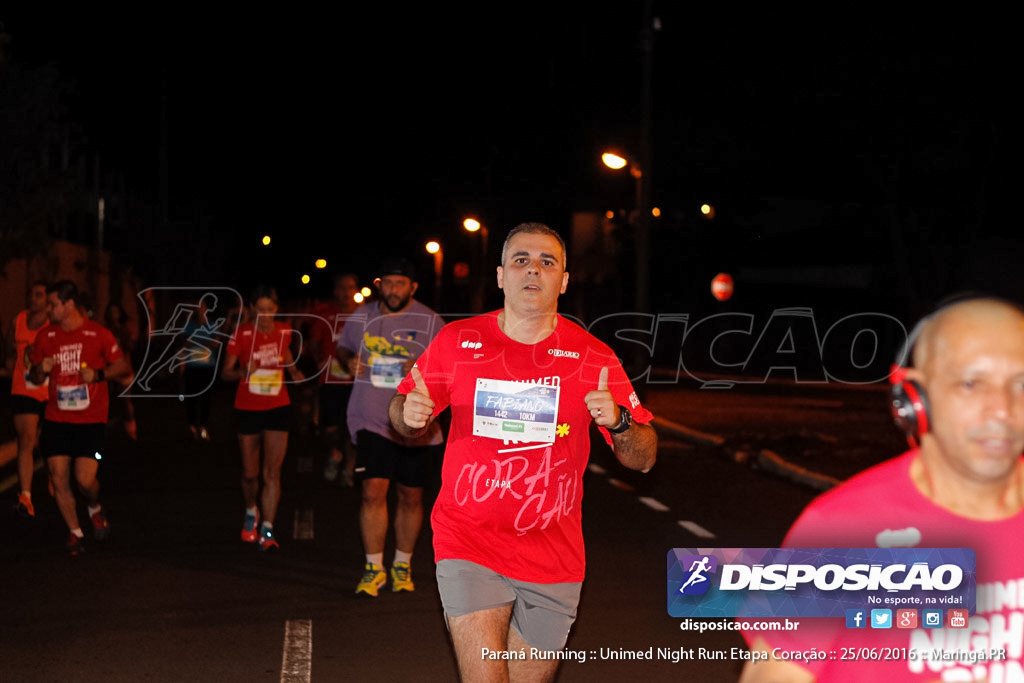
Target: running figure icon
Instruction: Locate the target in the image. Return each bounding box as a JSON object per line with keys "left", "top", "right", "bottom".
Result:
{"left": 679, "top": 556, "right": 712, "bottom": 594}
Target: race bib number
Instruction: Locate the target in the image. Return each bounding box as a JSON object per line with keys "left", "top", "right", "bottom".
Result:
{"left": 248, "top": 368, "right": 284, "bottom": 396}
{"left": 369, "top": 356, "right": 404, "bottom": 389}
{"left": 473, "top": 378, "right": 559, "bottom": 443}
{"left": 57, "top": 384, "right": 90, "bottom": 411}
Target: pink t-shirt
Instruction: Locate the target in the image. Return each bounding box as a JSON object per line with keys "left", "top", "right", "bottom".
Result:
{"left": 397, "top": 311, "right": 653, "bottom": 583}
{"left": 742, "top": 450, "right": 1024, "bottom": 681}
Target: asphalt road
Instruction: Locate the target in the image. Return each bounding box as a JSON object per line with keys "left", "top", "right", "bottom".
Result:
{"left": 0, "top": 377, "right": 906, "bottom": 682}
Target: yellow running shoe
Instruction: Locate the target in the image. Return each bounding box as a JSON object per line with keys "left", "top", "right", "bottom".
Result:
{"left": 355, "top": 563, "right": 387, "bottom": 597}
{"left": 391, "top": 561, "right": 415, "bottom": 592}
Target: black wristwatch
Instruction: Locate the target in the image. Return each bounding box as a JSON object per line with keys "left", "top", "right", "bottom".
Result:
{"left": 607, "top": 405, "right": 633, "bottom": 434}
{"left": 94, "top": 369, "right": 105, "bottom": 383}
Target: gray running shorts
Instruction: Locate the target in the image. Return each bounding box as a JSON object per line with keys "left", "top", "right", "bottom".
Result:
{"left": 436, "top": 558, "right": 582, "bottom": 652}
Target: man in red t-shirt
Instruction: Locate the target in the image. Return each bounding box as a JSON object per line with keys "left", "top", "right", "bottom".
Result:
{"left": 311, "top": 273, "right": 358, "bottom": 486}
{"left": 391, "top": 223, "right": 658, "bottom": 682}
{"left": 30, "top": 280, "right": 133, "bottom": 555}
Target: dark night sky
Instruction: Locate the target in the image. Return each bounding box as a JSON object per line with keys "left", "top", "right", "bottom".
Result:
{"left": 2, "top": 7, "right": 1018, "bottom": 310}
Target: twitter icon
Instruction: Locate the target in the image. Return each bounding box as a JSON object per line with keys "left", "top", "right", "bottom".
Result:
{"left": 870, "top": 609, "right": 892, "bottom": 629}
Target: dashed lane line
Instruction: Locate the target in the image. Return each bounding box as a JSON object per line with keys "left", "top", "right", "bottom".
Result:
{"left": 638, "top": 496, "right": 670, "bottom": 512}
{"left": 587, "top": 460, "right": 718, "bottom": 538}
{"left": 677, "top": 520, "right": 716, "bottom": 539}
{"left": 281, "top": 619, "right": 312, "bottom": 683}
{"left": 293, "top": 508, "right": 314, "bottom": 540}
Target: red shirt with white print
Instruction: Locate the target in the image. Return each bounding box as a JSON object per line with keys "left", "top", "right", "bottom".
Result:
{"left": 397, "top": 311, "right": 653, "bottom": 583}
{"left": 31, "top": 320, "right": 124, "bottom": 424}
{"left": 228, "top": 321, "right": 294, "bottom": 411}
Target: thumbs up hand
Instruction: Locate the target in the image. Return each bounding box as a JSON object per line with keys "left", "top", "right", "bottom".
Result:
{"left": 584, "top": 366, "right": 619, "bottom": 428}
{"left": 402, "top": 365, "right": 435, "bottom": 429}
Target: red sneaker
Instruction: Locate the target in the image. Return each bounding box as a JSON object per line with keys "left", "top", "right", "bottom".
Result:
{"left": 241, "top": 509, "right": 260, "bottom": 543}
{"left": 15, "top": 493, "right": 35, "bottom": 518}
{"left": 258, "top": 526, "right": 279, "bottom": 552}
{"left": 66, "top": 533, "right": 85, "bottom": 556}
{"left": 91, "top": 508, "right": 110, "bottom": 541}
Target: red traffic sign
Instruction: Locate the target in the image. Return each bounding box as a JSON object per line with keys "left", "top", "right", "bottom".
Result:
{"left": 711, "top": 273, "right": 734, "bottom": 301}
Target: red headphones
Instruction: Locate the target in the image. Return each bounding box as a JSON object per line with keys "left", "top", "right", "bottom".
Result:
{"left": 889, "top": 315, "right": 931, "bottom": 447}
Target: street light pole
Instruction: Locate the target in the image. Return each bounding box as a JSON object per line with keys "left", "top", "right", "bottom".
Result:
{"left": 426, "top": 241, "right": 443, "bottom": 310}
{"left": 636, "top": 0, "right": 655, "bottom": 316}
{"left": 463, "top": 218, "right": 489, "bottom": 313}
{"left": 601, "top": 152, "right": 647, "bottom": 312}
{"left": 595, "top": 5, "right": 656, "bottom": 396}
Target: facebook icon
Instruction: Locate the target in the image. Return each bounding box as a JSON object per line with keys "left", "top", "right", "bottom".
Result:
{"left": 845, "top": 609, "right": 866, "bottom": 629}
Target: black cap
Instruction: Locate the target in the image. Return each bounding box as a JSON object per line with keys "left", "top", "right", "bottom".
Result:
{"left": 379, "top": 257, "right": 417, "bottom": 281}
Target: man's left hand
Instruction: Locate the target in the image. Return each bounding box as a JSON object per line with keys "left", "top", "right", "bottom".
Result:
{"left": 402, "top": 365, "right": 435, "bottom": 429}
{"left": 584, "top": 366, "right": 619, "bottom": 428}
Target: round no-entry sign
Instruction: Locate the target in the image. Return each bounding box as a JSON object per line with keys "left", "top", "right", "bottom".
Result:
{"left": 711, "top": 273, "right": 733, "bottom": 301}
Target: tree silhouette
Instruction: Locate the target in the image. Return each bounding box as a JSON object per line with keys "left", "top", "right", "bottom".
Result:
{"left": 0, "top": 26, "right": 82, "bottom": 272}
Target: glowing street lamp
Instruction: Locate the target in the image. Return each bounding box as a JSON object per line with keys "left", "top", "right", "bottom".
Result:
{"left": 601, "top": 152, "right": 628, "bottom": 170}
{"left": 602, "top": 152, "right": 641, "bottom": 180}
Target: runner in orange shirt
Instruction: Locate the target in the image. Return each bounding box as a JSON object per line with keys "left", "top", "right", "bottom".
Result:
{"left": 5, "top": 281, "right": 50, "bottom": 518}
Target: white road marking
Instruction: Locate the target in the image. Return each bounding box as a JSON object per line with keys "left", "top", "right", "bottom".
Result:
{"left": 678, "top": 520, "right": 716, "bottom": 539}
{"left": 293, "top": 508, "right": 314, "bottom": 540}
{"left": 590, "top": 451, "right": 715, "bottom": 540}
{"left": 281, "top": 619, "right": 312, "bottom": 683}
{"left": 638, "top": 496, "right": 670, "bottom": 512}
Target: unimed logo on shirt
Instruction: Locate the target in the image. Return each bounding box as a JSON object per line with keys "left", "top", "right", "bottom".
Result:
{"left": 667, "top": 548, "right": 976, "bottom": 619}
